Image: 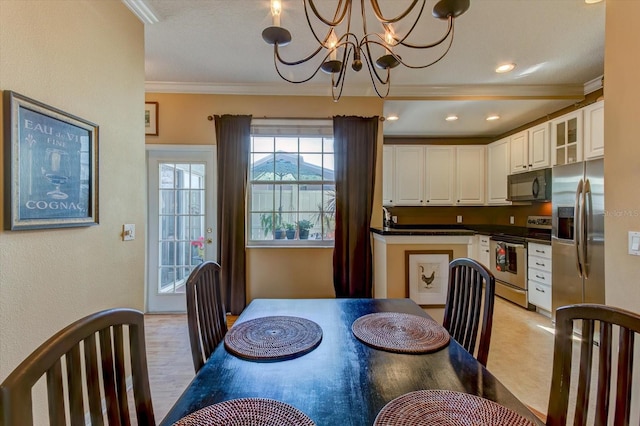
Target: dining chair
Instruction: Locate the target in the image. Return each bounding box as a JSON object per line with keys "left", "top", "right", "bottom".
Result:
{"left": 443, "top": 257, "right": 496, "bottom": 366}
{"left": 0, "top": 308, "right": 155, "bottom": 426}
{"left": 185, "top": 261, "right": 228, "bottom": 372}
{"left": 546, "top": 303, "right": 640, "bottom": 426}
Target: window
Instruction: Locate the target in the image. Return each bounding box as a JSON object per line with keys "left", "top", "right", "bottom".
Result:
{"left": 248, "top": 122, "right": 335, "bottom": 245}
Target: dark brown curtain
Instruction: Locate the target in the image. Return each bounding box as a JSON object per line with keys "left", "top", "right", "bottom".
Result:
{"left": 215, "top": 114, "right": 251, "bottom": 315}
{"left": 332, "top": 116, "right": 379, "bottom": 298}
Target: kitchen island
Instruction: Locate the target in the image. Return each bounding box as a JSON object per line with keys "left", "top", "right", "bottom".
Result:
{"left": 371, "top": 227, "right": 475, "bottom": 300}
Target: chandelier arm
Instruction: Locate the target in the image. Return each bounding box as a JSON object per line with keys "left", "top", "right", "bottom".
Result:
{"left": 272, "top": 47, "right": 327, "bottom": 83}
{"left": 369, "top": 0, "right": 422, "bottom": 24}
{"left": 274, "top": 43, "right": 325, "bottom": 67}
{"left": 305, "top": 0, "right": 350, "bottom": 28}
{"left": 359, "top": 51, "right": 391, "bottom": 98}
{"left": 397, "top": 16, "right": 454, "bottom": 49}
{"left": 379, "top": 0, "right": 426, "bottom": 45}
{"left": 330, "top": 49, "right": 353, "bottom": 101}
{"left": 395, "top": 25, "right": 455, "bottom": 69}
{"left": 358, "top": 41, "right": 392, "bottom": 86}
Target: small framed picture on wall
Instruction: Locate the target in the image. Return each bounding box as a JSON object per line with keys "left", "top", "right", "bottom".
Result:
{"left": 145, "top": 101, "right": 158, "bottom": 136}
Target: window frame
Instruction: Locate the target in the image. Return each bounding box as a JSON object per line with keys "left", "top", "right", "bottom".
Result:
{"left": 247, "top": 121, "right": 335, "bottom": 248}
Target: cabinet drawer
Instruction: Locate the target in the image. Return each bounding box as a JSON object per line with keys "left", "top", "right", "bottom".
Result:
{"left": 528, "top": 255, "right": 552, "bottom": 272}
{"left": 528, "top": 268, "right": 552, "bottom": 285}
{"left": 528, "top": 242, "right": 551, "bottom": 259}
{"left": 529, "top": 281, "right": 551, "bottom": 312}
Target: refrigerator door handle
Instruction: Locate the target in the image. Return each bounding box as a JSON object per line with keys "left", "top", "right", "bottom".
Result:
{"left": 582, "top": 178, "right": 592, "bottom": 278}
{"left": 575, "top": 178, "right": 584, "bottom": 277}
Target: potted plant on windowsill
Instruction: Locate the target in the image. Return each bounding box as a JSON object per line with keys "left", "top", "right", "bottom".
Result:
{"left": 285, "top": 222, "right": 296, "bottom": 239}
{"left": 261, "top": 213, "right": 285, "bottom": 240}
{"left": 297, "top": 219, "right": 314, "bottom": 240}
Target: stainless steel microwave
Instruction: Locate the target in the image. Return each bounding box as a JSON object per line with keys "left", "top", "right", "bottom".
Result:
{"left": 507, "top": 168, "right": 552, "bottom": 202}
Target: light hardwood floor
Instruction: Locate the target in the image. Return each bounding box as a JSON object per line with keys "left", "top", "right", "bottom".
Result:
{"left": 144, "top": 297, "right": 554, "bottom": 422}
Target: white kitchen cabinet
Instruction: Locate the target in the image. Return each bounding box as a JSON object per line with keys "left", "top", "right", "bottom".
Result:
{"left": 424, "top": 146, "right": 455, "bottom": 205}
{"left": 583, "top": 100, "right": 604, "bottom": 160}
{"left": 393, "top": 146, "right": 424, "bottom": 205}
{"left": 551, "top": 110, "right": 583, "bottom": 166}
{"left": 527, "top": 242, "right": 552, "bottom": 313}
{"left": 487, "top": 137, "right": 511, "bottom": 205}
{"left": 382, "top": 145, "right": 395, "bottom": 205}
{"left": 528, "top": 122, "right": 551, "bottom": 170}
{"left": 455, "top": 146, "right": 485, "bottom": 205}
{"left": 509, "top": 123, "right": 550, "bottom": 174}
{"left": 509, "top": 130, "right": 528, "bottom": 174}
{"left": 477, "top": 235, "right": 491, "bottom": 268}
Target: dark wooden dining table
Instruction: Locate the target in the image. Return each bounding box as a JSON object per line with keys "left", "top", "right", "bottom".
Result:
{"left": 159, "top": 298, "right": 543, "bottom": 426}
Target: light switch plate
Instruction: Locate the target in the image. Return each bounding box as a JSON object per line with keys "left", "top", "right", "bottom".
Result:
{"left": 628, "top": 231, "right": 640, "bottom": 256}
{"left": 123, "top": 224, "right": 135, "bottom": 241}
{"left": 456, "top": 215, "right": 463, "bottom": 223}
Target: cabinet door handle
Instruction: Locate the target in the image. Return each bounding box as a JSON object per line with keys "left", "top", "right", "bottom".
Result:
{"left": 535, "top": 249, "right": 546, "bottom": 254}
{"left": 535, "top": 262, "right": 546, "bottom": 267}
{"left": 535, "top": 286, "right": 545, "bottom": 293}
{"left": 535, "top": 274, "right": 545, "bottom": 280}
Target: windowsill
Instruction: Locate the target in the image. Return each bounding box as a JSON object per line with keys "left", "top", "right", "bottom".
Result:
{"left": 247, "top": 241, "right": 334, "bottom": 249}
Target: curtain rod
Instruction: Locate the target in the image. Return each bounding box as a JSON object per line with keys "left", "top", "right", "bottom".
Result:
{"left": 206, "top": 115, "right": 385, "bottom": 121}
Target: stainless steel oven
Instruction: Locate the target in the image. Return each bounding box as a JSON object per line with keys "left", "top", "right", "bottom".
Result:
{"left": 490, "top": 237, "right": 529, "bottom": 309}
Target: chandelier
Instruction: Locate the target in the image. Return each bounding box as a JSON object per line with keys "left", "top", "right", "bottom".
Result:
{"left": 262, "top": 0, "right": 470, "bottom": 101}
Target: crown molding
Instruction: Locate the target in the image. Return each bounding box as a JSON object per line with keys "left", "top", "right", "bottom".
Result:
{"left": 145, "top": 81, "right": 586, "bottom": 100}
{"left": 584, "top": 75, "right": 604, "bottom": 94}
{"left": 122, "top": 0, "right": 159, "bottom": 24}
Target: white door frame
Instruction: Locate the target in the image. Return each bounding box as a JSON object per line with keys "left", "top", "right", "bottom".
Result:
{"left": 145, "top": 144, "right": 217, "bottom": 313}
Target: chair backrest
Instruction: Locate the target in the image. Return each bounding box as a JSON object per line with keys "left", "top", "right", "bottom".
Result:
{"left": 443, "top": 257, "right": 496, "bottom": 366}
{"left": 185, "top": 261, "right": 227, "bottom": 372}
{"left": 547, "top": 303, "right": 640, "bottom": 426}
{"left": 0, "top": 308, "right": 154, "bottom": 426}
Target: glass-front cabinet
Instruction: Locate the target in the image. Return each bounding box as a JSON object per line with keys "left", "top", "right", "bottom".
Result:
{"left": 551, "top": 110, "right": 583, "bottom": 166}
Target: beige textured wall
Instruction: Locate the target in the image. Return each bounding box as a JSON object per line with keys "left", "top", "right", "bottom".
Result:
{"left": 145, "top": 93, "right": 384, "bottom": 300}
{"left": 0, "top": 0, "right": 145, "bottom": 382}
{"left": 603, "top": 1, "right": 640, "bottom": 311}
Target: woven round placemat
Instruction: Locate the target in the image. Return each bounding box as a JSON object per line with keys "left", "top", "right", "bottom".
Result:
{"left": 172, "top": 398, "right": 315, "bottom": 426}
{"left": 351, "top": 312, "right": 450, "bottom": 354}
{"left": 224, "top": 316, "right": 322, "bottom": 361}
{"left": 374, "top": 390, "right": 537, "bottom": 426}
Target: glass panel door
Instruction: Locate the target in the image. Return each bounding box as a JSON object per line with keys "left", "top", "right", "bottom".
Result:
{"left": 147, "top": 148, "right": 216, "bottom": 312}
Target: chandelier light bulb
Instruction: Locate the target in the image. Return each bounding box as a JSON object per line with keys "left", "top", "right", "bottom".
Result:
{"left": 271, "top": 0, "right": 282, "bottom": 27}
{"left": 385, "top": 30, "right": 394, "bottom": 50}
{"left": 328, "top": 29, "right": 338, "bottom": 60}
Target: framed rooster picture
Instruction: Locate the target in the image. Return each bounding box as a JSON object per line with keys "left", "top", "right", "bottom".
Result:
{"left": 406, "top": 250, "right": 453, "bottom": 306}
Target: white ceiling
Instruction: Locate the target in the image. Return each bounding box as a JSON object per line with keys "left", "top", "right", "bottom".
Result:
{"left": 138, "top": 0, "right": 605, "bottom": 138}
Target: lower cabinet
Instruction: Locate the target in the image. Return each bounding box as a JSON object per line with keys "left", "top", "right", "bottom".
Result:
{"left": 527, "top": 242, "right": 552, "bottom": 313}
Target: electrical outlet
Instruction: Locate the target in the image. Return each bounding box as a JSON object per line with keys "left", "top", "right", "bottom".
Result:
{"left": 510, "top": 216, "right": 515, "bottom": 225}
{"left": 123, "top": 224, "right": 135, "bottom": 241}
{"left": 392, "top": 216, "right": 398, "bottom": 224}
{"left": 456, "top": 215, "right": 463, "bottom": 223}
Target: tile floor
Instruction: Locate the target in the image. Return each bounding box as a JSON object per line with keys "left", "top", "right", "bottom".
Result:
{"left": 144, "top": 296, "right": 555, "bottom": 422}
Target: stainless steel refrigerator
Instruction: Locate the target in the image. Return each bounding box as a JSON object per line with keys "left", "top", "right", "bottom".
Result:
{"left": 551, "top": 158, "right": 605, "bottom": 319}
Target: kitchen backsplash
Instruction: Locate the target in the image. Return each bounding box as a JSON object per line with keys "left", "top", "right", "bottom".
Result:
{"left": 386, "top": 203, "right": 552, "bottom": 227}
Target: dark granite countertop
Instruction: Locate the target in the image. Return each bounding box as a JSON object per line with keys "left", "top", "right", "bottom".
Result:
{"left": 371, "top": 224, "right": 551, "bottom": 243}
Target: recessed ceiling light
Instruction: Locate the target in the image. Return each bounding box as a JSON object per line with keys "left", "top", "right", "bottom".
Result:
{"left": 386, "top": 115, "right": 399, "bottom": 121}
{"left": 495, "top": 63, "right": 515, "bottom": 73}
{"left": 486, "top": 115, "right": 500, "bottom": 121}
{"left": 445, "top": 115, "right": 458, "bottom": 121}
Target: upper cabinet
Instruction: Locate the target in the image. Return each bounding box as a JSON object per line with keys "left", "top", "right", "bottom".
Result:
{"left": 382, "top": 145, "right": 395, "bottom": 205}
{"left": 424, "top": 146, "right": 456, "bottom": 205}
{"left": 487, "top": 137, "right": 511, "bottom": 205}
{"left": 383, "top": 145, "right": 485, "bottom": 206}
{"left": 551, "top": 110, "right": 583, "bottom": 166}
{"left": 583, "top": 100, "right": 605, "bottom": 160}
{"left": 393, "top": 145, "right": 424, "bottom": 206}
{"left": 455, "top": 146, "right": 486, "bottom": 205}
{"left": 509, "top": 123, "right": 551, "bottom": 174}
